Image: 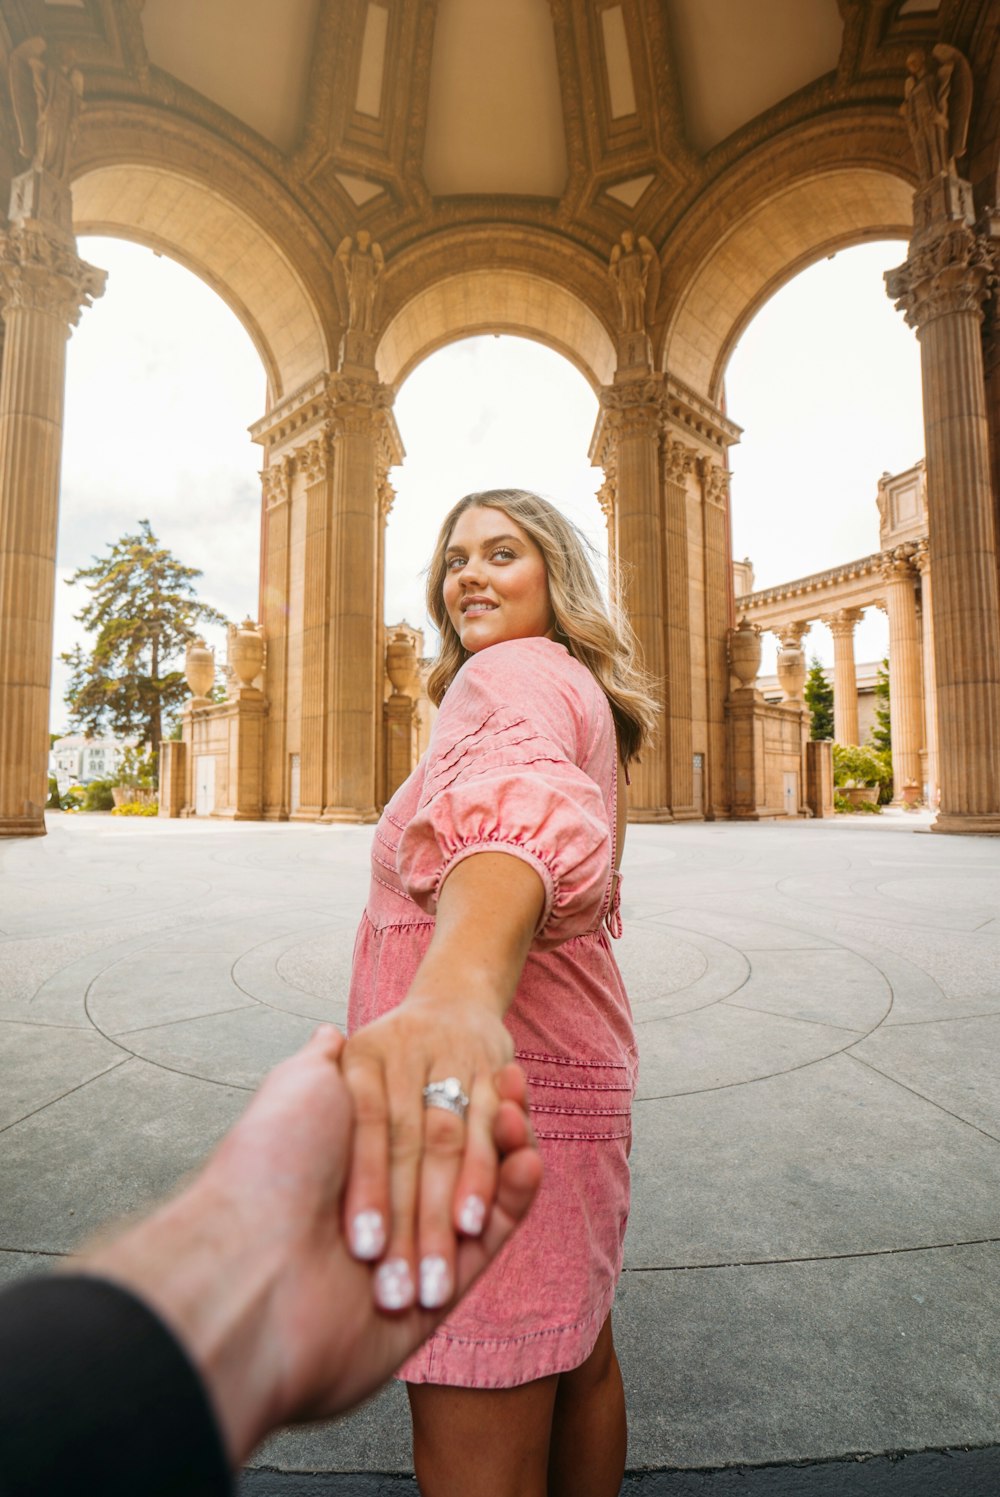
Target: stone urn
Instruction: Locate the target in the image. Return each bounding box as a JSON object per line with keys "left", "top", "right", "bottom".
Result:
{"left": 185, "top": 638, "right": 215, "bottom": 703}
{"left": 386, "top": 630, "right": 418, "bottom": 697}
{"left": 728, "top": 617, "right": 761, "bottom": 690}
{"left": 776, "top": 644, "right": 806, "bottom": 703}
{"left": 230, "top": 617, "right": 264, "bottom": 689}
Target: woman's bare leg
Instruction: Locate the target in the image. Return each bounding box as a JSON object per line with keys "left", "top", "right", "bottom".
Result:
{"left": 547, "top": 1316, "right": 627, "bottom": 1497}
{"left": 407, "top": 1377, "right": 558, "bottom": 1497}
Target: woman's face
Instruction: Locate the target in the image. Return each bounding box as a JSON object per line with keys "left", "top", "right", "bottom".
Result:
{"left": 442, "top": 505, "right": 554, "bottom": 654}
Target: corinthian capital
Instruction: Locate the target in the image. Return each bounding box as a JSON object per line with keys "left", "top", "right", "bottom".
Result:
{"left": 823, "top": 607, "right": 863, "bottom": 639}
{"left": 879, "top": 542, "right": 918, "bottom": 583}
{"left": 662, "top": 436, "right": 696, "bottom": 485}
{"left": 885, "top": 224, "right": 997, "bottom": 329}
{"left": 699, "top": 458, "right": 730, "bottom": 507}
{"left": 0, "top": 226, "right": 105, "bottom": 324}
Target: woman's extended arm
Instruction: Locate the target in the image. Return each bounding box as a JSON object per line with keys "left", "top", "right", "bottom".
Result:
{"left": 341, "top": 851, "right": 546, "bottom": 1312}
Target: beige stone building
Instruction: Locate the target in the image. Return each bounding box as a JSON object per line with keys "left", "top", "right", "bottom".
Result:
{"left": 737, "top": 460, "right": 937, "bottom": 804}
{"left": 2, "top": 2, "right": 999, "bottom": 836}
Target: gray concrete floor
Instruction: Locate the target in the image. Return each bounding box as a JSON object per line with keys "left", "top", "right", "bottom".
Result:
{"left": 2, "top": 811, "right": 1000, "bottom": 1480}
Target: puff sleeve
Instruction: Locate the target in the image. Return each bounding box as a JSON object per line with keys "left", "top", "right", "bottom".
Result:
{"left": 397, "top": 639, "right": 614, "bottom": 950}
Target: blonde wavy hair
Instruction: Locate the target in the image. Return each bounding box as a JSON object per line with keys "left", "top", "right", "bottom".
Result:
{"left": 425, "top": 489, "right": 659, "bottom": 765}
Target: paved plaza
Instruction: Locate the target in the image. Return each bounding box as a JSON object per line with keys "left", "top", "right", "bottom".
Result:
{"left": 2, "top": 812, "right": 1000, "bottom": 1490}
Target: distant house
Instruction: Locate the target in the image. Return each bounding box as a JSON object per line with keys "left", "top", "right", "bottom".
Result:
{"left": 49, "top": 735, "right": 134, "bottom": 791}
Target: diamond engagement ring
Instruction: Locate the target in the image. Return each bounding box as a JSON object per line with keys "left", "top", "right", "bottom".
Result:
{"left": 422, "top": 1076, "right": 470, "bottom": 1121}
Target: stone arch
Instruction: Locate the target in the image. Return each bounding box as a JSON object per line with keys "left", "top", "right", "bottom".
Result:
{"left": 71, "top": 163, "right": 330, "bottom": 402}
{"left": 376, "top": 267, "right": 617, "bottom": 394}
{"left": 663, "top": 167, "right": 915, "bottom": 402}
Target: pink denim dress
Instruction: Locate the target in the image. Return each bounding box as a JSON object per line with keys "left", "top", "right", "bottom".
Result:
{"left": 347, "top": 636, "right": 637, "bottom": 1388}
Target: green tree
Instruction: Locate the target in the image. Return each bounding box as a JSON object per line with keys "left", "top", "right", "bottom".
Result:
{"left": 870, "top": 657, "right": 892, "bottom": 754}
{"left": 62, "top": 520, "right": 226, "bottom": 774}
{"left": 803, "top": 656, "right": 834, "bottom": 740}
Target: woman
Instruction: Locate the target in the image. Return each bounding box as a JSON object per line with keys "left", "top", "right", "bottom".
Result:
{"left": 342, "top": 489, "right": 658, "bottom": 1497}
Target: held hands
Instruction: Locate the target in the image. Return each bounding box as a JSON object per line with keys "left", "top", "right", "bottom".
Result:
{"left": 80, "top": 1026, "right": 540, "bottom": 1464}
{"left": 341, "top": 992, "right": 515, "bottom": 1312}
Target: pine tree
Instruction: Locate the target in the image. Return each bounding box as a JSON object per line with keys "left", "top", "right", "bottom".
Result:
{"left": 803, "top": 656, "right": 834, "bottom": 740}
{"left": 62, "top": 520, "right": 226, "bottom": 773}
{"left": 870, "top": 657, "right": 892, "bottom": 753}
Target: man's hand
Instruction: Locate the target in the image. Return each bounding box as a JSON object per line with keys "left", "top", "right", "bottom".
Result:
{"left": 79, "top": 1026, "right": 541, "bottom": 1464}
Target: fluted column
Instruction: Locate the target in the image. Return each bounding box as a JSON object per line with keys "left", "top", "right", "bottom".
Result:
{"left": 887, "top": 215, "right": 1000, "bottom": 830}
{"left": 662, "top": 437, "right": 695, "bottom": 814}
{"left": 260, "top": 457, "right": 293, "bottom": 818}
{"left": 879, "top": 547, "right": 924, "bottom": 801}
{"left": 699, "top": 458, "right": 732, "bottom": 818}
{"left": 0, "top": 226, "right": 105, "bottom": 835}
{"left": 914, "top": 541, "right": 938, "bottom": 806}
{"left": 591, "top": 380, "right": 670, "bottom": 819}
{"left": 297, "top": 430, "right": 333, "bottom": 819}
{"left": 320, "top": 373, "right": 402, "bottom": 822}
{"left": 824, "top": 608, "right": 863, "bottom": 745}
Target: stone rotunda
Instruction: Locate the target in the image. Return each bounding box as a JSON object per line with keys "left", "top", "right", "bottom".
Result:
{"left": 1, "top": 0, "right": 999, "bottom": 836}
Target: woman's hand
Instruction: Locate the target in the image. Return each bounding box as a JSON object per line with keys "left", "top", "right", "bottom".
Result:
{"left": 341, "top": 992, "right": 514, "bottom": 1311}
{"left": 341, "top": 850, "right": 546, "bottom": 1312}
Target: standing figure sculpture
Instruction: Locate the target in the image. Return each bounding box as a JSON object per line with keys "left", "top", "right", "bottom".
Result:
{"left": 336, "top": 230, "right": 385, "bottom": 335}
{"left": 608, "top": 229, "right": 657, "bottom": 334}
{"left": 901, "top": 45, "right": 973, "bottom": 184}
{"left": 8, "top": 37, "right": 83, "bottom": 183}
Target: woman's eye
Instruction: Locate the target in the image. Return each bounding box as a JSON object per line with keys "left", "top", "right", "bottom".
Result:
{"left": 446, "top": 556, "right": 465, "bottom": 570}
{"left": 492, "top": 547, "right": 516, "bottom": 561}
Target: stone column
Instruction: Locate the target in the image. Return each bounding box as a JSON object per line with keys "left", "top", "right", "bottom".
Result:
{"left": 914, "top": 540, "right": 938, "bottom": 806}
{"left": 887, "top": 201, "right": 1000, "bottom": 830}
{"left": 662, "top": 437, "right": 695, "bottom": 814}
{"left": 260, "top": 458, "right": 293, "bottom": 818}
{"left": 0, "top": 226, "right": 105, "bottom": 835}
{"left": 823, "top": 608, "right": 863, "bottom": 745}
{"left": 878, "top": 546, "right": 924, "bottom": 802}
{"left": 699, "top": 458, "right": 732, "bottom": 819}
{"left": 320, "top": 373, "right": 402, "bottom": 822}
{"left": 297, "top": 431, "right": 333, "bottom": 819}
{"left": 591, "top": 380, "right": 670, "bottom": 820}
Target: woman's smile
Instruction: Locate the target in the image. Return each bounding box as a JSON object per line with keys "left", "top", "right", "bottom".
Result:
{"left": 443, "top": 506, "right": 554, "bottom": 651}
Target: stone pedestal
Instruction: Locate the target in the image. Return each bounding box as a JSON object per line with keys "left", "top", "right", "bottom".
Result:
{"left": 805, "top": 739, "right": 834, "bottom": 818}
{"left": 215, "top": 690, "right": 268, "bottom": 820}
{"left": 0, "top": 224, "right": 105, "bottom": 836}
{"left": 887, "top": 210, "right": 1000, "bottom": 833}
{"left": 727, "top": 687, "right": 808, "bottom": 820}
{"left": 158, "top": 739, "right": 187, "bottom": 818}
{"left": 825, "top": 608, "right": 863, "bottom": 746}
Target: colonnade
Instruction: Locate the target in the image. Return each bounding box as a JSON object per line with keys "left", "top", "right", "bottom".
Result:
{"left": 742, "top": 539, "right": 938, "bottom": 805}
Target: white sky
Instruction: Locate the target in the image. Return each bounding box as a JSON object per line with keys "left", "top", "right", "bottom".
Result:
{"left": 54, "top": 234, "right": 924, "bottom": 731}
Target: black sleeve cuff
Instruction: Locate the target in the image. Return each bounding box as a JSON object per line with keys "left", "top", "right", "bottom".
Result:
{"left": 0, "top": 1274, "right": 231, "bottom": 1497}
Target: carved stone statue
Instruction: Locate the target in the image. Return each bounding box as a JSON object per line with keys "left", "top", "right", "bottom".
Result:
{"left": 335, "top": 230, "right": 385, "bottom": 334}
{"left": 901, "top": 45, "right": 973, "bottom": 185}
{"left": 608, "top": 229, "right": 657, "bottom": 333}
{"left": 9, "top": 37, "right": 83, "bottom": 184}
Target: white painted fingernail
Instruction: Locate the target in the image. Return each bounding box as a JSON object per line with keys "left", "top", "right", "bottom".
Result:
{"left": 375, "top": 1258, "right": 413, "bottom": 1311}
{"left": 419, "top": 1255, "right": 452, "bottom": 1308}
{"left": 458, "top": 1195, "right": 486, "bottom": 1236}
{"left": 351, "top": 1210, "right": 385, "bottom": 1260}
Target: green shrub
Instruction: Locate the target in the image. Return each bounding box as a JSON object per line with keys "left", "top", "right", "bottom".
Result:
{"left": 83, "top": 779, "right": 115, "bottom": 812}
{"left": 46, "top": 774, "right": 63, "bottom": 809}
{"left": 111, "top": 800, "right": 159, "bottom": 816}
{"left": 832, "top": 743, "right": 893, "bottom": 801}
